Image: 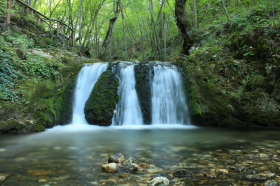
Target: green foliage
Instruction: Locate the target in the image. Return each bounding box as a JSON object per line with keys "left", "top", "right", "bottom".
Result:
{"left": 24, "top": 55, "right": 62, "bottom": 80}
{"left": 5, "top": 34, "right": 34, "bottom": 50}
{"left": 0, "top": 50, "right": 26, "bottom": 102}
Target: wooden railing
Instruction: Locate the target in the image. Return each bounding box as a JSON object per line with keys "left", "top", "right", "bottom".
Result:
{"left": 6, "top": 0, "right": 74, "bottom": 47}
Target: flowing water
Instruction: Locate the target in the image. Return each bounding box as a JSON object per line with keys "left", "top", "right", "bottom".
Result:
{"left": 0, "top": 62, "right": 280, "bottom": 185}
{"left": 112, "top": 62, "right": 143, "bottom": 126}
{"left": 72, "top": 63, "right": 108, "bottom": 126}
{"left": 151, "top": 63, "right": 190, "bottom": 124}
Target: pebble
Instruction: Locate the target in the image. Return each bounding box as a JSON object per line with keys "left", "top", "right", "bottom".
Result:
{"left": 245, "top": 173, "right": 275, "bottom": 181}
{"left": 38, "top": 179, "right": 47, "bottom": 182}
{"left": 146, "top": 167, "right": 163, "bottom": 174}
{"left": 264, "top": 180, "right": 278, "bottom": 186}
{"left": 0, "top": 173, "right": 11, "bottom": 181}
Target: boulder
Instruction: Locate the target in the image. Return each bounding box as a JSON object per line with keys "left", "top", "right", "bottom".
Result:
{"left": 84, "top": 68, "right": 119, "bottom": 126}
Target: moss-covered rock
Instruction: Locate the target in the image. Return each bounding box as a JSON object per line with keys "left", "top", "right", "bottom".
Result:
{"left": 0, "top": 119, "right": 27, "bottom": 133}
{"left": 84, "top": 66, "right": 119, "bottom": 126}
{"left": 134, "top": 63, "right": 152, "bottom": 124}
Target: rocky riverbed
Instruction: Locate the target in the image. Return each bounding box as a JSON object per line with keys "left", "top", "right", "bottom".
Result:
{"left": 0, "top": 127, "right": 280, "bottom": 186}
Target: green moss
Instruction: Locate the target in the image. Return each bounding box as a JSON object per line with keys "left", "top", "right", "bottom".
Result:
{"left": 84, "top": 67, "right": 119, "bottom": 126}
{"left": 0, "top": 119, "right": 26, "bottom": 133}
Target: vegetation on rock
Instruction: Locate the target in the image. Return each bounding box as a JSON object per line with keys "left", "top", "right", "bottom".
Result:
{"left": 84, "top": 65, "right": 119, "bottom": 126}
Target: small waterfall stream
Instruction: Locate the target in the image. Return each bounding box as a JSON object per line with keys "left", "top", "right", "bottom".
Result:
{"left": 112, "top": 63, "right": 144, "bottom": 125}
{"left": 71, "top": 63, "right": 108, "bottom": 126}
{"left": 151, "top": 63, "right": 190, "bottom": 124}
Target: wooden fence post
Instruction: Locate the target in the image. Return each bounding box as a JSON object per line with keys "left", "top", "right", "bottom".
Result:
{"left": 31, "top": 10, "right": 33, "bottom": 18}
{"left": 38, "top": 17, "right": 41, "bottom": 23}
{"left": 6, "top": 0, "right": 12, "bottom": 23}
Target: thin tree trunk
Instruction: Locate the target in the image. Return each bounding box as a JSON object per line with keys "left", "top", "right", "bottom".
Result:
{"left": 121, "top": 11, "right": 129, "bottom": 61}
{"left": 150, "top": 0, "right": 161, "bottom": 58}
{"left": 137, "top": 10, "right": 145, "bottom": 60}
{"left": 175, "top": 0, "right": 193, "bottom": 55}
{"left": 194, "top": 0, "right": 197, "bottom": 29}
{"left": 49, "top": 0, "right": 52, "bottom": 41}
{"left": 99, "top": 0, "right": 125, "bottom": 60}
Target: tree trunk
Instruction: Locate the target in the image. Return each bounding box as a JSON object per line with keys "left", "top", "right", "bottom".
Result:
{"left": 150, "top": 0, "right": 161, "bottom": 58}
{"left": 175, "top": 0, "right": 193, "bottom": 55}
{"left": 99, "top": 0, "right": 125, "bottom": 60}
{"left": 137, "top": 10, "right": 145, "bottom": 60}
{"left": 194, "top": 0, "right": 197, "bottom": 29}
{"left": 49, "top": 0, "right": 52, "bottom": 41}
{"left": 121, "top": 11, "right": 129, "bottom": 61}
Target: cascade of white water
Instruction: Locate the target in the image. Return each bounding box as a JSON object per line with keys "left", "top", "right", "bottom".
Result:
{"left": 112, "top": 63, "right": 144, "bottom": 125}
{"left": 71, "top": 63, "right": 108, "bottom": 125}
{"left": 151, "top": 63, "right": 190, "bottom": 124}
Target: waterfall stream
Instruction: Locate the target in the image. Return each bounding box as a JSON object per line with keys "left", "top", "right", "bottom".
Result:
{"left": 63, "top": 61, "right": 190, "bottom": 128}
{"left": 151, "top": 63, "right": 190, "bottom": 124}
{"left": 71, "top": 63, "right": 108, "bottom": 126}
{"left": 112, "top": 62, "right": 144, "bottom": 125}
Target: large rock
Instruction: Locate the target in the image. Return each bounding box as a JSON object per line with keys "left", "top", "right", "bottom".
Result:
{"left": 84, "top": 67, "right": 119, "bottom": 126}
{"left": 134, "top": 63, "right": 152, "bottom": 124}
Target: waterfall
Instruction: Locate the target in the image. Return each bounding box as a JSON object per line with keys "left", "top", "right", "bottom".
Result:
{"left": 112, "top": 62, "right": 144, "bottom": 125}
{"left": 151, "top": 63, "right": 190, "bottom": 124}
{"left": 72, "top": 63, "right": 108, "bottom": 125}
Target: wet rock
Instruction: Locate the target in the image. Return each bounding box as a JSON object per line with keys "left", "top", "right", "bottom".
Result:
{"left": 139, "top": 163, "right": 148, "bottom": 168}
{"left": 259, "top": 153, "right": 269, "bottom": 158}
{"left": 203, "top": 171, "right": 218, "bottom": 179}
{"left": 102, "top": 163, "right": 117, "bottom": 173}
{"left": 38, "top": 179, "right": 47, "bottom": 182}
{"left": 245, "top": 172, "right": 275, "bottom": 181}
{"left": 150, "top": 177, "right": 169, "bottom": 186}
{"left": 117, "top": 164, "right": 138, "bottom": 174}
{"left": 173, "top": 169, "right": 192, "bottom": 178}
{"left": 108, "top": 153, "right": 125, "bottom": 163}
{"left": 264, "top": 180, "right": 278, "bottom": 186}
{"left": 0, "top": 173, "right": 11, "bottom": 181}
{"left": 146, "top": 167, "right": 163, "bottom": 174}
{"left": 228, "top": 166, "right": 246, "bottom": 173}
{"left": 119, "top": 173, "right": 129, "bottom": 179}
{"left": 217, "top": 169, "right": 229, "bottom": 174}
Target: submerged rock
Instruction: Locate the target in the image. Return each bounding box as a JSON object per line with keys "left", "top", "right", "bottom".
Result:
{"left": 150, "top": 177, "right": 169, "bottom": 186}
{"left": 264, "top": 180, "right": 278, "bottom": 186}
{"left": 0, "top": 173, "right": 11, "bottom": 181}
{"left": 173, "top": 169, "right": 192, "bottom": 178}
{"left": 108, "top": 153, "right": 125, "bottom": 163}
{"left": 245, "top": 172, "right": 275, "bottom": 181}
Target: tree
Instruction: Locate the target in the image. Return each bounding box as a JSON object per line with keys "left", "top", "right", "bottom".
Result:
{"left": 98, "top": 0, "right": 126, "bottom": 61}
{"left": 175, "top": 0, "right": 193, "bottom": 55}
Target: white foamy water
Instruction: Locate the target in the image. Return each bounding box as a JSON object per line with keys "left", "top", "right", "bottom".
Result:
{"left": 112, "top": 63, "right": 144, "bottom": 125}
{"left": 151, "top": 64, "right": 190, "bottom": 124}
{"left": 71, "top": 63, "right": 108, "bottom": 126}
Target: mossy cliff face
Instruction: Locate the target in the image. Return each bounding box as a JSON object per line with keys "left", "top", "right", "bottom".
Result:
{"left": 84, "top": 65, "right": 119, "bottom": 126}
{"left": 175, "top": 17, "right": 280, "bottom": 127}
{"left": 134, "top": 63, "right": 152, "bottom": 124}
{"left": 0, "top": 63, "right": 81, "bottom": 133}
